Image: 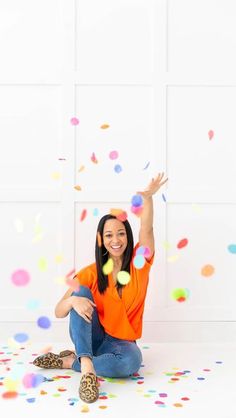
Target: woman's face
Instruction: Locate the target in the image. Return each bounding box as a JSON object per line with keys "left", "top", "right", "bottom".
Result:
{"left": 103, "top": 218, "right": 128, "bottom": 259}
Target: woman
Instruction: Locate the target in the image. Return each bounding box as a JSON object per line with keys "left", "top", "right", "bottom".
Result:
{"left": 33, "top": 173, "right": 168, "bottom": 403}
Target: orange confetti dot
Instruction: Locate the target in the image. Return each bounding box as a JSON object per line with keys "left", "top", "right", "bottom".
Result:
{"left": 74, "top": 185, "right": 82, "bottom": 191}
{"left": 173, "top": 403, "right": 183, "bottom": 407}
{"left": 97, "top": 231, "right": 102, "bottom": 247}
{"left": 2, "top": 391, "right": 18, "bottom": 399}
{"left": 78, "top": 165, "right": 85, "bottom": 172}
{"left": 201, "top": 264, "right": 215, "bottom": 277}
{"left": 99, "top": 406, "right": 108, "bottom": 409}
{"left": 100, "top": 124, "right": 110, "bottom": 129}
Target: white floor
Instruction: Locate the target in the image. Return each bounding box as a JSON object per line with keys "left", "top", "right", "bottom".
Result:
{"left": 0, "top": 342, "right": 235, "bottom": 418}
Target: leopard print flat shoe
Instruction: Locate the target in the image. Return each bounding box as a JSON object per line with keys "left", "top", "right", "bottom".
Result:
{"left": 79, "top": 372, "right": 99, "bottom": 403}
{"left": 33, "top": 350, "right": 75, "bottom": 369}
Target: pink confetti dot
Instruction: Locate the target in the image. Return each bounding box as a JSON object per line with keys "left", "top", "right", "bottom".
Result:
{"left": 208, "top": 130, "right": 214, "bottom": 140}
{"left": 109, "top": 150, "right": 119, "bottom": 160}
{"left": 11, "top": 269, "right": 30, "bottom": 286}
{"left": 70, "top": 117, "right": 79, "bottom": 126}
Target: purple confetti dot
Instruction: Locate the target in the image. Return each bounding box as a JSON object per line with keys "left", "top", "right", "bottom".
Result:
{"left": 37, "top": 316, "right": 51, "bottom": 329}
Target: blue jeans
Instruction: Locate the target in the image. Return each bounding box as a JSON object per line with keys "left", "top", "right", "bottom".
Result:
{"left": 69, "top": 286, "right": 143, "bottom": 378}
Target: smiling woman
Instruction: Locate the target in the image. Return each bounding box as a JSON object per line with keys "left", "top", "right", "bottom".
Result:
{"left": 32, "top": 173, "right": 168, "bottom": 404}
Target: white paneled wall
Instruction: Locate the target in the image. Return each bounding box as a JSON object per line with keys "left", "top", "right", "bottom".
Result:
{"left": 0, "top": 0, "right": 236, "bottom": 343}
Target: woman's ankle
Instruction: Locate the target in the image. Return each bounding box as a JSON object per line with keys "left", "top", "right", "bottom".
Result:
{"left": 80, "top": 356, "right": 95, "bottom": 374}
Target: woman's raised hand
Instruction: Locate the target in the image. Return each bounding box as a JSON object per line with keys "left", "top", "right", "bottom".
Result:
{"left": 137, "top": 172, "right": 168, "bottom": 199}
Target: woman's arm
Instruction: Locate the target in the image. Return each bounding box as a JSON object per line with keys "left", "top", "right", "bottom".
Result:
{"left": 54, "top": 287, "right": 96, "bottom": 322}
{"left": 137, "top": 172, "right": 168, "bottom": 258}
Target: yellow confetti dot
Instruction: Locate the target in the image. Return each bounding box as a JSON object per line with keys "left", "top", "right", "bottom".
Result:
{"left": 51, "top": 172, "right": 61, "bottom": 180}
{"left": 99, "top": 406, "right": 108, "bottom": 409}
{"left": 74, "top": 185, "right": 82, "bottom": 191}
{"left": 78, "top": 165, "right": 85, "bottom": 172}
{"left": 55, "top": 255, "right": 63, "bottom": 264}
{"left": 81, "top": 405, "right": 89, "bottom": 412}
{"left": 102, "top": 258, "right": 114, "bottom": 275}
{"left": 117, "top": 271, "right": 130, "bottom": 285}
{"left": 173, "top": 403, "right": 183, "bottom": 407}
{"left": 4, "top": 378, "right": 20, "bottom": 391}
{"left": 167, "top": 255, "right": 179, "bottom": 263}
{"left": 100, "top": 124, "right": 110, "bottom": 129}
{"left": 38, "top": 257, "right": 48, "bottom": 272}
{"left": 162, "top": 241, "right": 171, "bottom": 250}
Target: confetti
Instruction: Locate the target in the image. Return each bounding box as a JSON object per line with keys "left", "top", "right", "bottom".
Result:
{"left": 91, "top": 152, "right": 98, "bottom": 163}
{"left": 74, "top": 185, "right": 82, "bottom": 191}
{"left": 177, "top": 238, "right": 188, "bottom": 249}
{"left": 37, "top": 316, "right": 51, "bottom": 329}
{"left": 143, "top": 161, "right": 150, "bottom": 170}
{"left": 102, "top": 259, "right": 114, "bottom": 275}
{"left": 201, "top": 264, "right": 215, "bottom": 277}
{"left": 78, "top": 165, "right": 85, "bottom": 172}
{"left": 162, "top": 193, "right": 166, "bottom": 202}
{"left": 13, "top": 333, "right": 29, "bottom": 344}
{"left": 2, "top": 391, "right": 18, "bottom": 399}
{"left": 100, "top": 124, "right": 110, "bottom": 129}
{"left": 136, "top": 245, "right": 151, "bottom": 259}
{"left": 131, "top": 195, "right": 143, "bottom": 207}
{"left": 70, "top": 117, "right": 79, "bottom": 126}
{"left": 109, "top": 150, "right": 119, "bottom": 160}
{"left": 131, "top": 206, "right": 143, "bottom": 216}
{"left": 93, "top": 208, "right": 99, "bottom": 216}
{"left": 171, "top": 288, "right": 190, "bottom": 302}
{"left": 208, "top": 130, "right": 214, "bottom": 140}
{"left": 80, "top": 209, "right": 87, "bottom": 222}
{"left": 117, "top": 271, "right": 131, "bottom": 285}
{"left": 11, "top": 270, "right": 30, "bottom": 287}
{"left": 51, "top": 172, "right": 61, "bottom": 180}
{"left": 55, "top": 255, "right": 63, "bottom": 264}
{"left": 65, "top": 278, "right": 80, "bottom": 291}
{"left": 227, "top": 244, "right": 236, "bottom": 254}
{"left": 133, "top": 255, "right": 145, "bottom": 269}
{"left": 23, "top": 373, "right": 44, "bottom": 388}
{"left": 66, "top": 269, "right": 76, "bottom": 278}
{"left": 38, "top": 257, "right": 48, "bottom": 272}
{"left": 114, "top": 164, "right": 122, "bottom": 173}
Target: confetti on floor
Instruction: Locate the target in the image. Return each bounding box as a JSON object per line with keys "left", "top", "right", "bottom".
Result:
{"left": 0, "top": 342, "right": 235, "bottom": 417}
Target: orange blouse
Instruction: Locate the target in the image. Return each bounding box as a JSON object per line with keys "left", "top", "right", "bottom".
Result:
{"left": 74, "top": 243, "right": 154, "bottom": 340}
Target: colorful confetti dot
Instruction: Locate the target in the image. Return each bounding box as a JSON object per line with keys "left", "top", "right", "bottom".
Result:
{"left": 201, "top": 264, "right": 215, "bottom": 277}
{"left": 227, "top": 244, "right": 236, "bottom": 254}
{"left": 208, "top": 130, "right": 214, "bottom": 140}
{"left": 100, "top": 124, "right": 110, "bottom": 129}
{"left": 143, "top": 161, "right": 150, "bottom": 170}
{"left": 11, "top": 270, "right": 30, "bottom": 287}
{"left": 177, "top": 238, "right": 188, "bottom": 249}
{"left": 13, "top": 333, "right": 29, "bottom": 343}
{"left": 70, "top": 117, "right": 79, "bottom": 126}
{"left": 171, "top": 288, "right": 190, "bottom": 302}
{"left": 117, "top": 271, "right": 131, "bottom": 285}
{"left": 109, "top": 150, "right": 119, "bottom": 160}
{"left": 131, "top": 195, "right": 143, "bottom": 207}
{"left": 74, "top": 185, "right": 82, "bottom": 191}
{"left": 37, "top": 316, "right": 51, "bottom": 329}
{"left": 2, "top": 391, "right": 18, "bottom": 399}
{"left": 91, "top": 152, "right": 98, "bottom": 164}
{"left": 114, "top": 164, "right": 122, "bottom": 173}
{"left": 133, "top": 255, "right": 145, "bottom": 269}
{"left": 80, "top": 209, "right": 87, "bottom": 222}
{"left": 102, "top": 259, "right": 114, "bottom": 275}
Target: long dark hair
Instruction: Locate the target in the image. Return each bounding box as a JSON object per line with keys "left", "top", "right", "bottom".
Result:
{"left": 95, "top": 214, "right": 134, "bottom": 294}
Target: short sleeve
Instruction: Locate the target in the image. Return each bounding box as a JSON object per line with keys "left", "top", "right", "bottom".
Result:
{"left": 73, "top": 265, "right": 94, "bottom": 289}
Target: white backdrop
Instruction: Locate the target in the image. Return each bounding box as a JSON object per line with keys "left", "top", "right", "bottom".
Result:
{"left": 0, "top": 0, "right": 236, "bottom": 343}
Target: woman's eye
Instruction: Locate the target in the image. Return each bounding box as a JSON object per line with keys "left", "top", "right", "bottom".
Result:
{"left": 119, "top": 232, "right": 125, "bottom": 236}
{"left": 105, "top": 234, "right": 112, "bottom": 239}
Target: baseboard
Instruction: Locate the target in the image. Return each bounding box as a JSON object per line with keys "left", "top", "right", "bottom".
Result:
{"left": 1, "top": 320, "right": 236, "bottom": 344}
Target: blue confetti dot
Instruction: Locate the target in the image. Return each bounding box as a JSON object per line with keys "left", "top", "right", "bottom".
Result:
{"left": 131, "top": 194, "right": 143, "bottom": 207}
{"left": 162, "top": 193, "right": 166, "bottom": 202}
{"left": 14, "top": 333, "right": 29, "bottom": 343}
{"left": 114, "top": 164, "right": 122, "bottom": 173}
{"left": 37, "top": 316, "right": 51, "bottom": 329}
{"left": 26, "top": 398, "right": 36, "bottom": 403}
{"left": 227, "top": 244, "right": 236, "bottom": 254}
